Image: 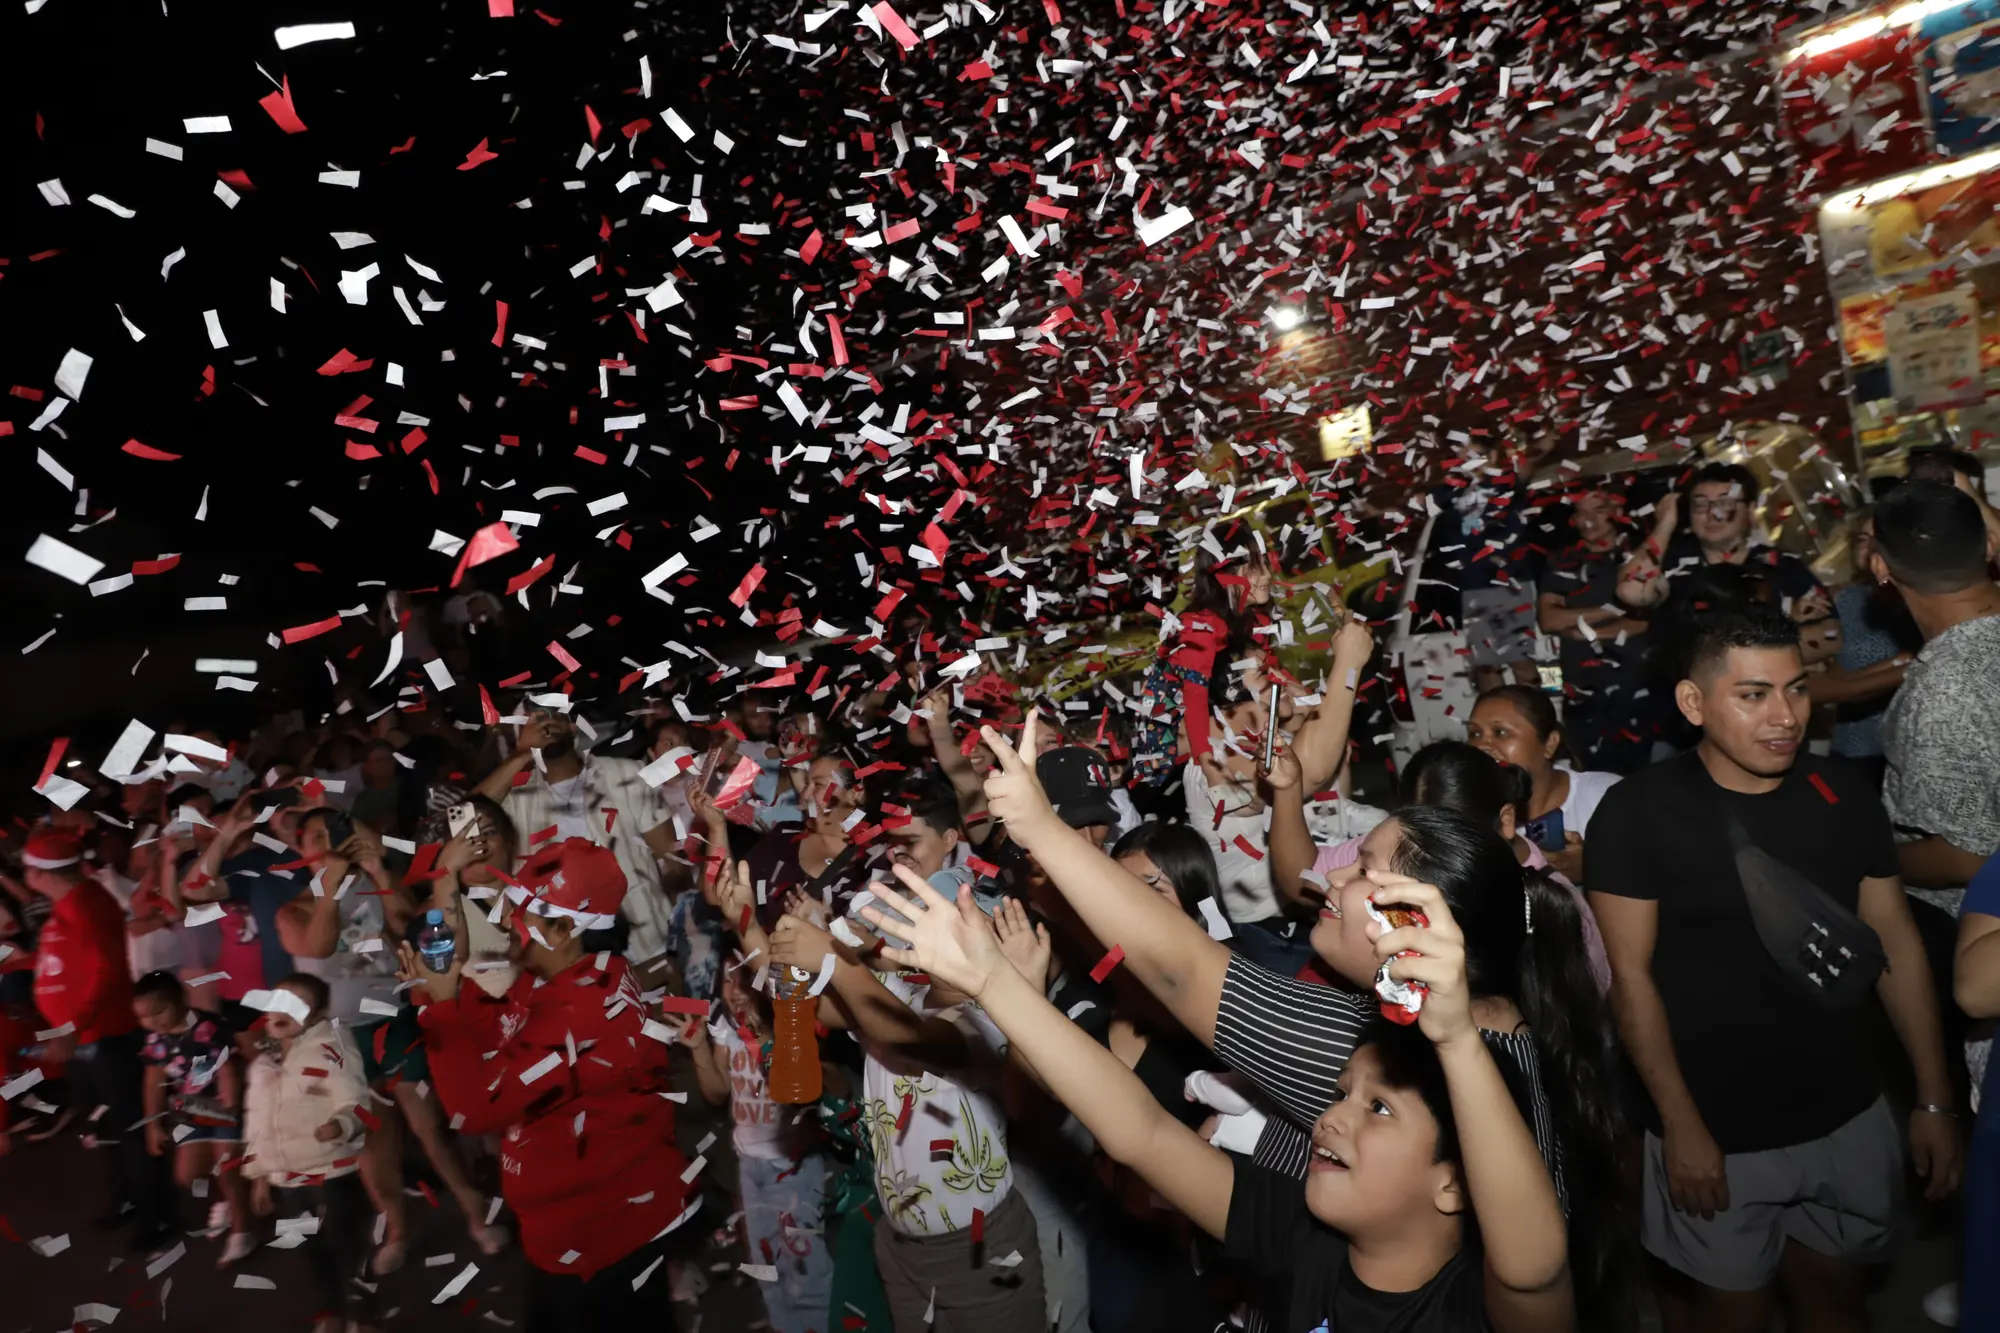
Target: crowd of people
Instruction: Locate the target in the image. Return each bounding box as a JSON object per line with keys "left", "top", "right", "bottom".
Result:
{"left": 4, "top": 447, "right": 2000, "bottom": 1333}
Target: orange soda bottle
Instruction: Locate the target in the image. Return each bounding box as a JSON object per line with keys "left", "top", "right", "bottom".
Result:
{"left": 768, "top": 966, "right": 822, "bottom": 1104}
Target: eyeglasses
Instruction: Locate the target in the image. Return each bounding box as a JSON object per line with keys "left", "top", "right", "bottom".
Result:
{"left": 1689, "top": 499, "right": 1741, "bottom": 516}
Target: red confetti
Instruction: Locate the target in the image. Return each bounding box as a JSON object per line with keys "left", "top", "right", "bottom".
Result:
{"left": 1089, "top": 945, "right": 1126, "bottom": 984}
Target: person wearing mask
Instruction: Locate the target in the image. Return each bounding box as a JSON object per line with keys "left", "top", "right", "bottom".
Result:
{"left": 1874, "top": 482, "right": 2000, "bottom": 920}
{"left": 1538, "top": 483, "right": 1656, "bottom": 773}
{"left": 404, "top": 838, "right": 694, "bottom": 1330}
{"left": 475, "top": 703, "right": 680, "bottom": 972}
{"left": 1817, "top": 510, "right": 1915, "bottom": 786}
{"left": 1464, "top": 685, "right": 1620, "bottom": 885}
{"left": 24, "top": 828, "right": 170, "bottom": 1248}
{"left": 1588, "top": 606, "right": 1960, "bottom": 1333}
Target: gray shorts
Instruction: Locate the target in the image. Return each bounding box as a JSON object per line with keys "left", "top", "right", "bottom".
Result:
{"left": 1642, "top": 1098, "right": 1902, "bottom": 1292}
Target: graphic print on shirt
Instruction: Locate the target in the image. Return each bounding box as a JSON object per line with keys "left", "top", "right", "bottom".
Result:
{"left": 861, "top": 1072, "right": 1009, "bottom": 1234}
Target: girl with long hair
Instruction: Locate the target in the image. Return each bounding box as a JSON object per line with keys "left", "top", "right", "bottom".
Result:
{"left": 978, "top": 714, "right": 1628, "bottom": 1326}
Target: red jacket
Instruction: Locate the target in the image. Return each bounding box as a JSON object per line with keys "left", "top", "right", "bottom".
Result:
{"left": 33, "top": 879, "right": 136, "bottom": 1046}
{"left": 1167, "top": 610, "right": 1229, "bottom": 766}
{"left": 419, "top": 955, "right": 691, "bottom": 1276}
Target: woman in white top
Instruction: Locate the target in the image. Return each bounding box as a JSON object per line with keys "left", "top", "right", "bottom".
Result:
{"left": 1465, "top": 686, "right": 1620, "bottom": 885}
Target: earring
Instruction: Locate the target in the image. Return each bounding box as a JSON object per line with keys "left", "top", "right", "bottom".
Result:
{"left": 1524, "top": 888, "right": 1534, "bottom": 935}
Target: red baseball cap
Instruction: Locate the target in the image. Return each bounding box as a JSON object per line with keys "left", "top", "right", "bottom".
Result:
{"left": 23, "top": 829, "right": 83, "bottom": 870}
{"left": 514, "top": 838, "right": 626, "bottom": 931}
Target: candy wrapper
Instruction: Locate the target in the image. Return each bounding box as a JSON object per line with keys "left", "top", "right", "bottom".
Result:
{"left": 1366, "top": 901, "right": 1429, "bottom": 1025}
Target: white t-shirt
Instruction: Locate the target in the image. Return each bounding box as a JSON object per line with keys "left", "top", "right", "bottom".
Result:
{"left": 1555, "top": 765, "right": 1620, "bottom": 841}
{"left": 545, "top": 773, "right": 593, "bottom": 842}
{"left": 861, "top": 972, "right": 1014, "bottom": 1236}
{"left": 1183, "top": 761, "right": 1278, "bottom": 926}
{"left": 290, "top": 880, "right": 403, "bottom": 1028}
{"left": 712, "top": 1021, "right": 790, "bottom": 1160}
{"left": 98, "top": 868, "right": 181, "bottom": 979}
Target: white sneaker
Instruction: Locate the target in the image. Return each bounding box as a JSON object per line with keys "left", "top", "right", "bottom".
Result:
{"left": 217, "top": 1232, "right": 256, "bottom": 1269}
{"left": 1924, "top": 1282, "right": 1960, "bottom": 1328}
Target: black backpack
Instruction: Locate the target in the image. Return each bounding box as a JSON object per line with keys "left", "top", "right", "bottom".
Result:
{"left": 1726, "top": 810, "right": 1886, "bottom": 1010}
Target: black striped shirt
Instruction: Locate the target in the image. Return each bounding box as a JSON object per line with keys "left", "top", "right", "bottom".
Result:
{"left": 1214, "top": 954, "right": 1567, "bottom": 1211}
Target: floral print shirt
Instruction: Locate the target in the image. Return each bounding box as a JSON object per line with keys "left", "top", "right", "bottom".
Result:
{"left": 858, "top": 971, "right": 1013, "bottom": 1235}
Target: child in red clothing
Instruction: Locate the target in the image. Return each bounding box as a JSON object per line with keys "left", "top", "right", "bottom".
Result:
{"left": 402, "top": 838, "right": 694, "bottom": 1333}
{"left": 1131, "top": 546, "right": 1275, "bottom": 787}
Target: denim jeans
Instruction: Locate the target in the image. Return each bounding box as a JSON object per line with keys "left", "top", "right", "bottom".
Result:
{"left": 739, "top": 1151, "right": 834, "bottom": 1333}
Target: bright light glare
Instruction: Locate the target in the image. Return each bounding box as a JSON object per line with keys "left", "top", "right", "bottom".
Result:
{"left": 1268, "top": 305, "right": 1305, "bottom": 331}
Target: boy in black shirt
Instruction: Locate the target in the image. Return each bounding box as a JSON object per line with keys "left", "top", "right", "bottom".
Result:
{"left": 857, "top": 749, "right": 1578, "bottom": 1333}
{"left": 1588, "top": 607, "right": 1959, "bottom": 1333}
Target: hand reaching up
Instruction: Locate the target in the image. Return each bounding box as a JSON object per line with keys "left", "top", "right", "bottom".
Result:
{"left": 979, "top": 713, "right": 1063, "bottom": 844}
{"left": 857, "top": 865, "right": 1011, "bottom": 1000}
{"left": 993, "top": 896, "right": 1052, "bottom": 992}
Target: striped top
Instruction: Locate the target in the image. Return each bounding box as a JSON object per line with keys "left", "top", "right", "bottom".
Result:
{"left": 1214, "top": 954, "right": 1568, "bottom": 1212}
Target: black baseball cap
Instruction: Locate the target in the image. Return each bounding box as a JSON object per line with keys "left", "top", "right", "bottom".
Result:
{"left": 1037, "top": 747, "right": 1119, "bottom": 830}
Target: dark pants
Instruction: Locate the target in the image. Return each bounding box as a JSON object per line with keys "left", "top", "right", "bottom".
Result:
{"left": 287, "top": 1174, "right": 379, "bottom": 1323}
{"left": 73, "top": 1030, "right": 169, "bottom": 1232}
{"left": 288, "top": 1176, "right": 384, "bottom": 1320}
{"left": 525, "top": 1232, "right": 681, "bottom": 1333}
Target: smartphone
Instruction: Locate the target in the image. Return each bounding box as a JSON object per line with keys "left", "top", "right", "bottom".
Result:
{"left": 251, "top": 788, "right": 302, "bottom": 810}
{"left": 446, "top": 803, "right": 478, "bottom": 839}
{"left": 1262, "top": 683, "right": 1281, "bottom": 770}
{"left": 321, "top": 810, "right": 355, "bottom": 849}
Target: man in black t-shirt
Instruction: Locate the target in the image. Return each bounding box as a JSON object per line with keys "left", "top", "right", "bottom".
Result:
{"left": 1587, "top": 607, "right": 1960, "bottom": 1332}
{"left": 1617, "top": 462, "right": 1832, "bottom": 635}
{"left": 1538, "top": 485, "right": 1656, "bottom": 773}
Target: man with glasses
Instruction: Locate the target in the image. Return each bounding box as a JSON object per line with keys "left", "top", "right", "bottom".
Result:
{"left": 1619, "top": 461, "right": 1832, "bottom": 630}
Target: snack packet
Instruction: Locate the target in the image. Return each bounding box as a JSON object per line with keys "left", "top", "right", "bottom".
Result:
{"left": 1366, "top": 900, "right": 1429, "bottom": 1025}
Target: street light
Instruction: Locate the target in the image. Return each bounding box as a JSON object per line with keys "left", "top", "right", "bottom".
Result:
{"left": 1268, "top": 304, "right": 1304, "bottom": 332}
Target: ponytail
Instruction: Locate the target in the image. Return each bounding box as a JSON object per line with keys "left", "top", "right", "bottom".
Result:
{"left": 1516, "top": 868, "right": 1629, "bottom": 1329}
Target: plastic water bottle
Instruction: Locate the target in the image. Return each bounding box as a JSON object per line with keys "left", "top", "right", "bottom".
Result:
{"left": 416, "top": 909, "right": 457, "bottom": 974}
{"left": 767, "top": 967, "right": 823, "bottom": 1105}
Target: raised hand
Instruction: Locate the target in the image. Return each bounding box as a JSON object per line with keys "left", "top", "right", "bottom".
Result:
{"left": 1363, "top": 871, "right": 1473, "bottom": 1051}
{"left": 782, "top": 886, "right": 831, "bottom": 929}
{"left": 1331, "top": 616, "right": 1374, "bottom": 670}
{"left": 993, "top": 896, "right": 1052, "bottom": 992}
{"left": 1259, "top": 744, "right": 1303, "bottom": 794}
{"left": 978, "top": 713, "right": 1062, "bottom": 842}
{"left": 769, "top": 912, "right": 837, "bottom": 976}
{"left": 856, "top": 865, "right": 1011, "bottom": 1000}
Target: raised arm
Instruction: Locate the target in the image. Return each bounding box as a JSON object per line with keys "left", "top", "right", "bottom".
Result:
{"left": 1368, "top": 874, "right": 1572, "bottom": 1333}
{"left": 471, "top": 716, "right": 559, "bottom": 804}
{"left": 1288, "top": 617, "right": 1374, "bottom": 794}
{"left": 858, "top": 868, "right": 1235, "bottom": 1239}
{"left": 979, "top": 714, "right": 1231, "bottom": 1046}
{"left": 917, "top": 688, "right": 990, "bottom": 830}
{"left": 1262, "top": 749, "right": 1321, "bottom": 909}
{"left": 766, "top": 911, "right": 974, "bottom": 1070}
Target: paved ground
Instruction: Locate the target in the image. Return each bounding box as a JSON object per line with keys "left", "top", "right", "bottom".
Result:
{"left": 0, "top": 1070, "right": 1967, "bottom": 1333}
{"left": 0, "top": 1060, "right": 769, "bottom": 1333}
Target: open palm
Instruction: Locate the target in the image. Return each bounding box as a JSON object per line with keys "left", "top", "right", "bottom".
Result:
{"left": 859, "top": 865, "right": 1009, "bottom": 999}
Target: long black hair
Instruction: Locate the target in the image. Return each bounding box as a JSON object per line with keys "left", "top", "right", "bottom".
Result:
{"left": 1397, "top": 740, "right": 1509, "bottom": 821}
{"left": 1110, "top": 821, "right": 1222, "bottom": 922}
{"left": 1387, "top": 803, "right": 1625, "bottom": 1324}
{"left": 1184, "top": 543, "right": 1266, "bottom": 659}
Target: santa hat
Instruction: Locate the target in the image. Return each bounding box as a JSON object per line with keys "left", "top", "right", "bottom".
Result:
{"left": 23, "top": 829, "right": 83, "bottom": 870}
{"left": 513, "top": 838, "right": 626, "bottom": 932}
